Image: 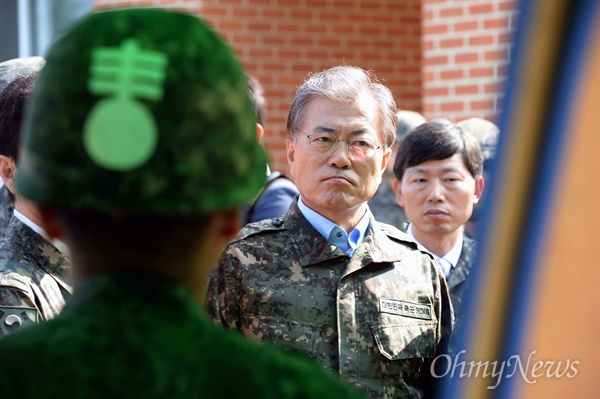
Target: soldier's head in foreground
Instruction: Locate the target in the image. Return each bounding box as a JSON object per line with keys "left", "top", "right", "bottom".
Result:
{"left": 16, "top": 8, "right": 267, "bottom": 294}
{"left": 0, "top": 8, "right": 365, "bottom": 399}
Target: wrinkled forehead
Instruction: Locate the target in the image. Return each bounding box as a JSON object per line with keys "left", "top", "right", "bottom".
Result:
{"left": 302, "top": 94, "right": 381, "bottom": 135}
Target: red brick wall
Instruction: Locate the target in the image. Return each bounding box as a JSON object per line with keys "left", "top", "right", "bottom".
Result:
{"left": 93, "top": 0, "right": 518, "bottom": 172}
{"left": 422, "top": 0, "right": 518, "bottom": 123}
{"left": 94, "top": 0, "right": 423, "bottom": 173}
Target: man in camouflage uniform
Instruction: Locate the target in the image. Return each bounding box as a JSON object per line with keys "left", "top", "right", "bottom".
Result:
{"left": 457, "top": 117, "right": 500, "bottom": 238}
{"left": 0, "top": 71, "right": 71, "bottom": 336}
{"left": 0, "top": 9, "right": 364, "bottom": 399}
{"left": 207, "top": 66, "right": 453, "bottom": 398}
{"left": 392, "top": 119, "right": 485, "bottom": 354}
{"left": 0, "top": 57, "right": 45, "bottom": 237}
{"left": 368, "top": 110, "right": 426, "bottom": 231}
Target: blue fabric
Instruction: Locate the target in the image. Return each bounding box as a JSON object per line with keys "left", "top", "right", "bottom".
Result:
{"left": 298, "top": 196, "right": 369, "bottom": 257}
{"left": 248, "top": 174, "right": 298, "bottom": 223}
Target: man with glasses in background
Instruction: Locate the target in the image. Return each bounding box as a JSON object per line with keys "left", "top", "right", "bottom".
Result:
{"left": 207, "top": 65, "right": 453, "bottom": 399}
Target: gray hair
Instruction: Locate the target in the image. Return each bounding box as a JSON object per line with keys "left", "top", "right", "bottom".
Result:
{"left": 285, "top": 65, "right": 397, "bottom": 148}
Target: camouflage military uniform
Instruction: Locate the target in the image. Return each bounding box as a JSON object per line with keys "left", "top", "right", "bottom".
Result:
{"left": 0, "top": 185, "right": 14, "bottom": 236}
{"left": 207, "top": 199, "right": 453, "bottom": 399}
{"left": 368, "top": 180, "right": 408, "bottom": 231}
{"left": 0, "top": 216, "right": 71, "bottom": 336}
{"left": 0, "top": 273, "right": 364, "bottom": 399}
{"left": 446, "top": 234, "right": 478, "bottom": 354}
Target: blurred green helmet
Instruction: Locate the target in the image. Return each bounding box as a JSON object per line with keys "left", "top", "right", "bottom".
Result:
{"left": 16, "top": 8, "right": 267, "bottom": 214}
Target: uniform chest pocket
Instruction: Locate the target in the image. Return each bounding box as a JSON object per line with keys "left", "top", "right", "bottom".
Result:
{"left": 371, "top": 322, "right": 436, "bottom": 360}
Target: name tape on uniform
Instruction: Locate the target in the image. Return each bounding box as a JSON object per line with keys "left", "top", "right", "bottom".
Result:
{"left": 380, "top": 297, "right": 432, "bottom": 320}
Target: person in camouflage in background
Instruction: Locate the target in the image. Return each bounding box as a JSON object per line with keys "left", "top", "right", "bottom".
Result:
{"left": 207, "top": 65, "right": 453, "bottom": 399}
{"left": 392, "top": 119, "right": 485, "bottom": 355}
{"left": 0, "top": 57, "right": 46, "bottom": 237}
{"left": 457, "top": 117, "right": 500, "bottom": 238}
{"left": 0, "top": 9, "right": 365, "bottom": 399}
{"left": 0, "top": 71, "right": 72, "bottom": 336}
{"left": 368, "top": 109, "right": 426, "bottom": 231}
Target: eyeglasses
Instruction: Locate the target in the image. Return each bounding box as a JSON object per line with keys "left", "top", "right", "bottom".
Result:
{"left": 304, "top": 132, "right": 382, "bottom": 161}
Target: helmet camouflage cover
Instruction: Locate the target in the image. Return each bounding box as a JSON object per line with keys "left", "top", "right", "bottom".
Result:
{"left": 16, "top": 8, "right": 267, "bottom": 214}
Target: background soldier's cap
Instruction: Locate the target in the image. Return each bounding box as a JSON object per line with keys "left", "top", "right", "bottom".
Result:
{"left": 395, "top": 110, "right": 426, "bottom": 142}
{"left": 0, "top": 57, "right": 46, "bottom": 93}
{"left": 456, "top": 117, "right": 500, "bottom": 161}
{"left": 16, "top": 8, "right": 267, "bottom": 214}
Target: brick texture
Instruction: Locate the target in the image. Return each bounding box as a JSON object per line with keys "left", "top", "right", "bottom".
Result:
{"left": 93, "top": 0, "right": 517, "bottom": 172}
{"left": 93, "top": 0, "right": 422, "bottom": 172}
{"left": 422, "top": 0, "right": 518, "bottom": 123}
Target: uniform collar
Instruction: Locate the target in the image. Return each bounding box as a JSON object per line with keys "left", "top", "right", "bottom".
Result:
{"left": 13, "top": 209, "right": 46, "bottom": 238}
{"left": 406, "top": 223, "right": 463, "bottom": 277}
{"left": 297, "top": 196, "right": 369, "bottom": 257}
{"left": 13, "top": 209, "right": 70, "bottom": 257}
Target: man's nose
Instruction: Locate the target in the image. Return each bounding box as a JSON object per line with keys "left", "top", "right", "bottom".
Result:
{"left": 427, "top": 181, "right": 445, "bottom": 202}
{"left": 328, "top": 141, "right": 352, "bottom": 168}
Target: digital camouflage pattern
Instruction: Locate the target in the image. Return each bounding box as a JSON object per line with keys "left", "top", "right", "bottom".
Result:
{"left": 0, "top": 216, "right": 71, "bottom": 336}
{"left": 446, "top": 234, "right": 478, "bottom": 355}
{"left": 0, "top": 8, "right": 363, "bottom": 399}
{"left": 0, "top": 56, "right": 45, "bottom": 93}
{"left": 206, "top": 199, "right": 453, "bottom": 399}
{"left": 16, "top": 9, "right": 266, "bottom": 214}
{"left": 368, "top": 181, "right": 408, "bottom": 231}
{"left": 0, "top": 273, "right": 365, "bottom": 398}
{"left": 0, "top": 185, "right": 14, "bottom": 236}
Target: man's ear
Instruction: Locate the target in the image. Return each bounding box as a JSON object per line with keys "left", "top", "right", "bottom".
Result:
{"left": 392, "top": 179, "right": 405, "bottom": 207}
{"left": 286, "top": 138, "right": 295, "bottom": 164}
{"left": 0, "top": 155, "right": 17, "bottom": 195}
{"left": 39, "top": 208, "right": 65, "bottom": 241}
{"left": 256, "top": 123, "right": 265, "bottom": 143}
{"left": 473, "top": 176, "right": 485, "bottom": 204}
{"left": 380, "top": 147, "right": 392, "bottom": 175}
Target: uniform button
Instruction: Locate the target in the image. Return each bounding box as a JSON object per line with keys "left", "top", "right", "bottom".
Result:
{"left": 272, "top": 217, "right": 284, "bottom": 227}
{"left": 336, "top": 232, "right": 342, "bottom": 237}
